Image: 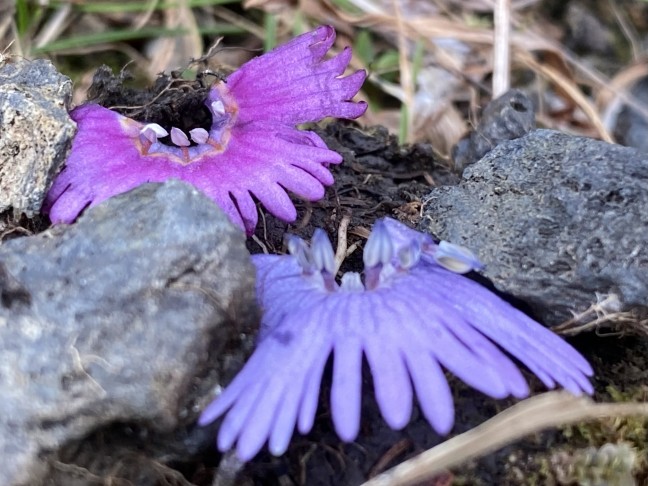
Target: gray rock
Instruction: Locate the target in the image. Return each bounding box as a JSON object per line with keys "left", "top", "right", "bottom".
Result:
{"left": 0, "top": 180, "right": 257, "bottom": 486}
{"left": 0, "top": 57, "right": 75, "bottom": 218}
{"left": 451, "top": 89, "right": 535, "bottom": 171}
{"left": 614, "top": 76, "right": 648, "bottom": 154}
{"left": 422, "top": 129, "right": 648, "bottom": 326}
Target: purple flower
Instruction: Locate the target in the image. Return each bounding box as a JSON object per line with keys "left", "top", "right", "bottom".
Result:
{"left": 199, "top": 218, "right": 593, "bottom": 461}
{"left": 43, "top": 26, "right": 367, "bottom": 235}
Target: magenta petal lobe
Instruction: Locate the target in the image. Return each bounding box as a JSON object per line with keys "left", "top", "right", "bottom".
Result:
{"left": 44, "top": 26, "right": 366, "bottom": 235}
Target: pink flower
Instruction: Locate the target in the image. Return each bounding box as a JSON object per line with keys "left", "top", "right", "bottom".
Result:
{"left": 199, "top": 218, "right": 593, "bottom": 461}
{"left": 44, "top": 26, "right": 367, "bottom": 234}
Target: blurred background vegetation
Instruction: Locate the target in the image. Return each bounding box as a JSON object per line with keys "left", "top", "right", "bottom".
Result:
{"left": 2, "top": 0, "right": 648, "bottom": 154}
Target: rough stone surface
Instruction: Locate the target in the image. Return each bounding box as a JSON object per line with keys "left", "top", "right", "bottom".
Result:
{"left": 451, "top": 89, "right": 535, "bottom": 171}
{"left": 423, "top": 129, "right": 648, "bottom": 325}
{"left": 0, "top": 57, "right": 75, "bottom": 218}
{"left": 614, "top": 76, "right": 648, "bottom": 154}
{"left": 0, "top": 180, "right": 257, "bottom": 486}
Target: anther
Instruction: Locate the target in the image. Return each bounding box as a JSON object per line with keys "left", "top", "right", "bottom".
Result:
{"left": 140, "top": 123, "right": 168, "bottom": 142}
{"left": 190, "top": 128, "right": 209, "bottom": 144}
{"left": 434, "top": 241, "right": 483, "bottom": 274}
{"left": 311, "top": 229, "right": 336, "bottom": 275}
{"left": 286, "top": 235, "right": 312, "bottom": 272}
{"left": 211, "top": 100, "right": 226, "bottom": 116}
{"left": 170, "top": 127, "right": 191, "bottom": 147}
{"left": 363, "top": 220, "right": 394, "bottom": 268}
{"left": 398, "top": 240, "right": 422, "bottom": 270}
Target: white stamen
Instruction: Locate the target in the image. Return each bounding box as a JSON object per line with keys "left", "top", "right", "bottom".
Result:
{"left": 398, "top": 240, "right": 422, "bottom": 270}
{"left": 434, "top": 241, "right": 483, "bottom": 274}
{"left": 340, "top": 272, "right": 365, "bottom": 292}
{"left": 311, "top": 229, "right": 336, "bottom": 274}
{"left": 287, "top": 235, "right": 311, "bottom": 271}
{"left": 189, "top": 128, "right": 209, "bottom": 144}
{"left": 211, "top": 100, "right": 225, "bottom": 116}
{"left": 363, "top": 220, "right": 394, "bottom": 268}
{"left": 140, "top": 123, "right": 168, "bottom": 142}
{"left": 170, "top": 127, "right": 191, "bottom": 147}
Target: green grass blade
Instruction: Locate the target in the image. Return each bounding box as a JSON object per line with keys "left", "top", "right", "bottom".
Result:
{"left": 34, "top": 23, "right": 246, "bottom": 54}
{"left": 49, "top": 0, "right": 240, "bottom": 14}
{"left": 33, "top": 27, "right": 186, "bottom": 53}
{"left": 263, "top": 13, "right": 277, "bottom": 52}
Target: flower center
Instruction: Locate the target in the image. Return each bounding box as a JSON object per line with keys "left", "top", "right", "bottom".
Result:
{"left": 289, "top": 222, "right": 420, "bottom": 294}
{"left": 128, "top": 82, "right": 239, "bottom": 165}
{"left": 287, "top": 219, "right": 484, "bottom": 295}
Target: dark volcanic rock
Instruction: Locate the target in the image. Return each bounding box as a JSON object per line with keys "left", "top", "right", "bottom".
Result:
{"left": 614, "top": 76, "right": 648, "bottom": 154}
{"left": 0, "top": 180, "right": 257, "bottom": 486}
{"left": 451, "top": 89, "right": 535, "bottom": 171}
{"left": 0, "top": 57, "right": 75, "bottom": 218}
{"left": 423, "top": 129, "right": 648, "bottom": 325}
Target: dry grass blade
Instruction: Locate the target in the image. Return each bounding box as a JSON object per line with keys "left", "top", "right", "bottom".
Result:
{"left": 553, "top": 293, "right": 648, "bottom": 338}
{"left": 310, "top": 0, "right": 627, "bottom": 144}
{"left": 147, "top": 0, "right": 202, "bottom": 76}
{"left": 493, "top": 0, "right": 511, "bottom": 97}
{"left": 360, "top": 391, "right": 648, "bottom": 486}
{"left": 33, "top": 3, "right": 73, "bottom": 49}
{"left": 515, "top": 49, "right": 613, "bottom": 142}
{"left": 598, "top": 62, "right": 648, "bottom": 135}
{"left": 390, "top": 0, "right": 413, "bottom": 143}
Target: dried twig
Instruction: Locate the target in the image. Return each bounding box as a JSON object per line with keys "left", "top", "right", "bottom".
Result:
{"left": 360, "top": 392, "right": 648, "bottom": 486}
{"left": 334, "top": 213, "right": 352, "bottom": 273}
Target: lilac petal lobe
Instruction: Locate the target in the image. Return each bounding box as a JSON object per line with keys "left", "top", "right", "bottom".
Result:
{"left": 297, "top": 347, "right": 332, "bottom": 434}
{"left": 236, "top": 376, "right": 286, "bottom": 461}
{"left": 199, "top": 349, "right": 273, "bottom": 426}
{"left": 422, "top": 267, "right": 593, "bottom": 390}
{"left": 268, "top": 320, "right": 333, "bottom": 454}
{"left": 296, "top": 301, "right": 337, "bottom": 434}
{"left": 413, "top": 265, "right": 592, "bottom": 394}
{"left": 331, "top": 331, "right": 363, "bottom": 442}
{"left": 268, "top": 371, "right": 310, "bottom": 456}
{"left": 402, "top": 341, "right": 454, "bottom": 434}
{"left": 402, "top": 280, "right": 528, "bottom": 396}
{"left": 362, "top": 310, "right": 413, "bottom": 429}
{"left": 217, "top": 380, "right": 266, "bottom": 451}
{"left": 382, "top": 285, "right": 511, "bottom": 398}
